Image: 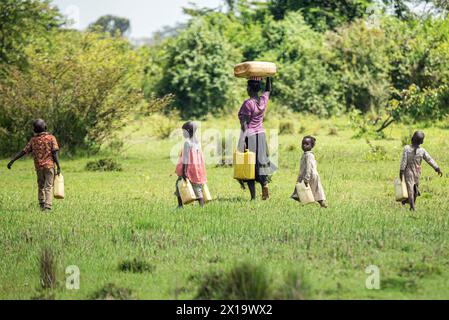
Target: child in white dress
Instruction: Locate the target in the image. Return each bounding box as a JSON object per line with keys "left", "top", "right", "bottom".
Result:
{"left": 291, "top": 136, "right": 327, "bottom": 208}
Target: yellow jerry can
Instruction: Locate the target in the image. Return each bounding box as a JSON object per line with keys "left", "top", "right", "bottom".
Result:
{"left": 296, "top": 182, "right": 315, "bottom": 205}
{"left": 178, "top": 179, "right": 197, "bottom": 205}
{"left": 234, "top": 150, "right": 256, "bottom": 180}
{"left": 394, "top": 178, "right": 409, "bottom": 202}
{"left": 203, "top": 184, "right": 213, "bottom": 202}
{"left": 54, "top": 174, "right": 65, "bottom": 200}
{"left": 234, "top": 61, "right": 277, "bottom": 79}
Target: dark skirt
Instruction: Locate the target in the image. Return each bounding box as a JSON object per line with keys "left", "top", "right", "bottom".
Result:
{"left": 239, "top": 132, "right": 277, "bottom": 185}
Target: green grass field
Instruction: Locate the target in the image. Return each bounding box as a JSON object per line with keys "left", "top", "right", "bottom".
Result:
{"left": 1, "top": 114, "right": 448, "bottom": 300}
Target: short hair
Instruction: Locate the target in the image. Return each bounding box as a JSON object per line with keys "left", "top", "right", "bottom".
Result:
{"left": 33, "top": 119, "right": 47, "bottom": 133}
{"left": 182, "top": 121, "right": 197, "bottom": 138}
{"left": 247, "top": 80, "right": 262, "bottom": 93}
{"left": 303, "top": 135, "right": 317, "bottom": 147}
{"left": 412, "top": 131, "right": 425, "bottom": 144}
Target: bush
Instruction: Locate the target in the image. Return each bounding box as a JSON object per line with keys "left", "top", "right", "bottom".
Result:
{"left": 118, "top": 258, "right": 155, "bottom": 274}
{"left": 279, "top": 121, "right": 295, "bottom": 135}
{"left": 85, "top": 159, "right": 123, "bottom": 172}
{"left": 90, "top": 283, "right": 135, "bottom": 300}
{"left": 261, "top": 12, "right": 342, "bottom": 116}
{"left": 195, "top": 262, "right": 312, "bottom": 300}
{"left": 39, "top": 248, "right": 56, "bottom": 290}
{"left": 156, "top": 18, "right": 242, "bottom": 119}
{"left": 275, "top": 271, "right": 311, "bottom": 300}
{"left": 0, "top": 30, "right": 153, "bottom": 155}
{"left": 195, "top": 262, "right": 273, "bottom": 300}
{"left": 327, "top": 19, "right": 393, "bottom": 113}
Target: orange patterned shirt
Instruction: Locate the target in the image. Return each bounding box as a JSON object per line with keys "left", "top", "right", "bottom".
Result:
{"left": 23, "top": 132, "right": 60, "bottom": 170}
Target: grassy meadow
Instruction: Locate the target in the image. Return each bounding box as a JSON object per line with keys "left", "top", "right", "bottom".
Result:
{"left": 0, "top": 114, "right": 448, "bottom": 300}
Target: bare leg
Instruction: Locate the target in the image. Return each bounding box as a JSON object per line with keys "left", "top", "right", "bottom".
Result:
{"left": 177, "top": 196, "right": 183, "bottom": 208}
{"left": 248, "top": 181, "right": 256, "bottom": 200}
{"left": 262, "top": 183, "right": 270, "bottom": 201}
{"left": 318, "top": 200, "right": 328, "bottom": 208}
{"left": 408, "top": 193, "right": 416, "bottom": 211}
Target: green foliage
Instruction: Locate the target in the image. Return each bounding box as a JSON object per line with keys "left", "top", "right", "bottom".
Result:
{"left": 279, "top": 121, "right": 295, "bottom": 135}
{"left": 0, "top": 0, "right": 61, "bottom": 70}
{"left": 195, "top": 262, "right": 312, "bottom": 300}
{"left": 262, "top": 12, "right": 341, "bottom": 116}
{"left": 39, "top": 248, "right": 56, "bottom": 290}
{"left": 268, "top": 0, "right": 372, "bottom": 31}
{"left": 395, "top": 84, "right": 449, "bottom": 122}
{"left": 88, "top": 15, "right": 131, "bottom": 37}
{"left": 195, "top": 262, "right": 273, "bottom": 300}
{"left": 328, "top": 19, "right": 393, "bottom": 113}
{"left": 0, "top": 31, "right": 150, "bottom": 155}
{"left": 156, "top": 19, "right": 242, "bottom": 119}
{"left": 118, "top": 259, "right": 155, "bottom": 273}
{"left": 90, "top": 283, "right": 135, "bottom": 300}
{"left": 85, "top": 159, "right": 123, "bottom": 172}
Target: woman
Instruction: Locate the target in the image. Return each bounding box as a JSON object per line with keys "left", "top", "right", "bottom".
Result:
{"left": 238, "top": 77, "right": 277, "bottom": 200}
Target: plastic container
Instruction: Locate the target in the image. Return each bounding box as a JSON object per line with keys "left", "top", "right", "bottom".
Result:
{"left": 394, "top": 178, "right": 409, "bottom": 202}
{"left": 54, "top": 174, "right": 65, "bottom": 200}
{"left": 234, "top": 61, "right": 277, "bottom": 79}
{"left": 203, "top": 184, "right": 213, "bottom": 202}
{"left": 296, "top": 182, "right": 315, "bottom": 204}
{"left": 178, "top": 179, "right": 197, "bottom": 205}
{"left": 234, "top": 149, "right": 256, "bottom": 180}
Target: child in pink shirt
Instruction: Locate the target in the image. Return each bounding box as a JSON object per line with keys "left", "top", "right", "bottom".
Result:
{"left": 175, "top": 121, "right": 207, "bottom": 208}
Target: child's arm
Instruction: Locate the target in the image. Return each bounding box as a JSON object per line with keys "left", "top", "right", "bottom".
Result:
{"left": 7, "top": 151, "right": 26, "bottom": 169}
{"left": 52, "top": 150, "right": 61, "bottom": 175}
{"left": 423, "top": 150, "right": 442, "bottom": 177}
{"left": 181, "top": 142, "right": 189, "bottom": 181}
{"left": 399, "top": 147, "right": 408, "bottom": 180}
{"left": 264, "top": 77, "right": 272, "bottom": 93}
{"left": 302, "top": 154, "right": 313, "bottom": 187}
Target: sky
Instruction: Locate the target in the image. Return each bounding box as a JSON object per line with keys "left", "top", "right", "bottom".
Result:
{"left": 51, "top": 0, "right": 223, "bottom": 38}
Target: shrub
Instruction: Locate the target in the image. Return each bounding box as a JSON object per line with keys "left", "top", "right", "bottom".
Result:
{"left": 195, "top": 262, "right": 312, "bottom": 300}
{"left": 0, "top": 30, "right": 156, "bottom": 155}
{"left": 328, "top": 127, "right": 338, "bottom": 136}
{"left": 90, "top": 283, "right": 135, "bottom": 300}
{"left": 275, "top": 271, "right": 311, "bottom": 300}
{"left": 195, "top": 262, "right": 273, "bottom": 300}
{"left": 85, "top": 159, "right": 123, "bottom": 172}
{"left": 261, "top": 12, "right": 342, "bottom": 116}
{"left": 327, "top": 19, "right": 393, "bottom": 113}
{"left": 156, "top": 18, "right": 242, "bottom": 119}
{"left": 118, "top": 259, "right": 155, "bottom": 274}
{"left": 39, "top": 248, "right": 56, "bottom": 290}
{"left": 279, "top": 122, "right": 295, "bottom": 135}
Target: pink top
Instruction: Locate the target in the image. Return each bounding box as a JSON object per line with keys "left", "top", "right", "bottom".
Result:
{"left": 176, "top": 140, "right": 207, "bottom": 185}
{"left": 238, "top": 91, "right": 270, "bottom": 136}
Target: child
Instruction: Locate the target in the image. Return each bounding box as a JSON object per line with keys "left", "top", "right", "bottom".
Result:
{"left": 7, "top": 119, "right": 61, "bottom": 211}
{"left": 175, "top": 121, "right": 207, "bottom": 208}
{"left": 291, "top": 136, "right": 327, "bottom": 208}
{"left": 400, "top": 131, "right": 443, "bottom": 211}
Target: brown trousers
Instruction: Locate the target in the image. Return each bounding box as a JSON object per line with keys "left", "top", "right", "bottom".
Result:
{"left": 36, "top": 168, "right": 55, "bottom": 209}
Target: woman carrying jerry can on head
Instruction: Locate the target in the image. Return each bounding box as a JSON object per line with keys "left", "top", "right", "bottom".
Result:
{"left": 175, "top": 121, "right": 209, "bottom": 208}
{"left": 236, "top": 77, "right": 277, "bottom": 201}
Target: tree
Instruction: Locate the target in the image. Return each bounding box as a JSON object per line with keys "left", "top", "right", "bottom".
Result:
{"left": 156, "top": 19, "right": 242, "bottom": 118}
{"left": 260, "top": 12, "right": 342, "bottom": 115}
{"left": 268, "top": 0, "right": 373, "bottom": 31}
{"left": 0, "top": 31, "right": 161, "bottom": 154}
{"left": 88, "top": 15, "right": 131, "bottom": 37}
{"left": 0, "top": 0, "right": 60, "bottom": 70}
